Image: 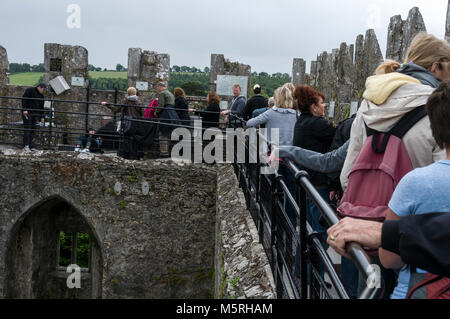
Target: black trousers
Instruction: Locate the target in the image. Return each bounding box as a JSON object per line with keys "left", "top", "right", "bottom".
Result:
{"left": 22, "top": 114, "right": 39, "bottom": 148}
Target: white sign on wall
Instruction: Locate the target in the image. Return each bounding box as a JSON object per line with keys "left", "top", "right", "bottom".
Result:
{"left": 350, "top": 101, "right": 359, "bottom": 117}
{"left": 71, "top": 77, "right": 85, "bottom": 87}
{"left": 219, "top": 101, "right": 229, "bottom": 110}
{"left": 328, "top": 101, "right": 335, "bottom": 118}
{"left": 136, "top": 81, "right": 149, "bottom": 91}
{"left": 216, "top": 75, "right": 248, "bottom": 97}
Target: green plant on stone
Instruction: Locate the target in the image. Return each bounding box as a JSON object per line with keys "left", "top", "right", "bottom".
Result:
{"left": 230, "top": 276, "right": 240, "bottom": 287}
{"left": 118, "top": 200, "right": 127, "bottom": 209}
{"left": 127, "top": 171, "right": 139, "bottom": 182}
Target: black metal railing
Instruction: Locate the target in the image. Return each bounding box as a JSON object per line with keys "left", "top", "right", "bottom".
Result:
{"left": 232, "top": 129, "right": 382, "bottom": 299}
{"left": 0, "top": 95, "right": 381, "bottom": 299}
{"left": 0, "top": 95, "right": 226, "bottom": 158}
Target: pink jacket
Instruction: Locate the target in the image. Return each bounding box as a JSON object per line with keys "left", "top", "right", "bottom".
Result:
{"left": 144, "top": 99, "right": 158, "bottom": 119}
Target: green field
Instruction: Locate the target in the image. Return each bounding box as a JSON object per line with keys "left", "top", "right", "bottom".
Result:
{"left": 9, "top": 72, "right": 42, "bottom": 86}
{"left": 9, "top": 71, "right": 127, "bottom": 86}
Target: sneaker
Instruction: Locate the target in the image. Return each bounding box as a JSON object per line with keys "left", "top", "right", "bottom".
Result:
{"left": 29, "top": 147, "right": 37, "bottom": 151}
{"left": 23, "top": 145, "right": 31, "bottom": 152}
{"left": 74, "top": 147, "right": 81, "bottom": 152}
{"left": 81, "top": 148, "right": 90, "bottom": 153}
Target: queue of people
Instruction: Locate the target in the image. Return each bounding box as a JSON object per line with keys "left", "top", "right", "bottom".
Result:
{"left": 268, "top": 32, "right": 450, "bottom": 299}
{"left": 17, "top": 31, "right": 449, "bottom": 299}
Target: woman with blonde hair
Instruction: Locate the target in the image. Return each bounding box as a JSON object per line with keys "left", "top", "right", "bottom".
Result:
{"left": 342, "top": 32, "right": 450, "bottom": 191}
{"left": 339, "top": 32, "right": 450, "bottom": 299}
{"left": 246, "top": 82, "right": 297, "bottom": 146}
{"left": 246, "top": 82, "right": 299, "bottom": 227}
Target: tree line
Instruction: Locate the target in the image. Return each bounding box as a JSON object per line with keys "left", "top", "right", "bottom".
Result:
{"left": 15, "top": 61, "right": 292, "bottom": 97}
{"left": 10, "top": 63, "right": 44, "bottom": 73}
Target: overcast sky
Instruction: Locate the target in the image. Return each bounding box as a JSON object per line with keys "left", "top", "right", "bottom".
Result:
{"left": 0, "top": 0, "right": 448, "bottom": 74}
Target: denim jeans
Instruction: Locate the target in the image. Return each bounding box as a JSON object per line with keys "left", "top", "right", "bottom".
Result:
{"left": 278, "top": 163, "right": 298, "bottom": 229}
{"left": 77, "top": 135, "right": 98, "bottom": 148}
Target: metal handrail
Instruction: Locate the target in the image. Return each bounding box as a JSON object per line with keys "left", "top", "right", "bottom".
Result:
{"left": 232, "top": 128, "right": 381, "bottom": 299}
{"left": 0, "top": 95, "right": 222, "bottom": 114}
{"left": 285, "top": 158, "right": 381, "bottom": 299}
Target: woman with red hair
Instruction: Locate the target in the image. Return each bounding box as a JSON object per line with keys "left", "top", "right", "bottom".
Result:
{"left": 292, "top": 85, "right": 336, "bottom": 249}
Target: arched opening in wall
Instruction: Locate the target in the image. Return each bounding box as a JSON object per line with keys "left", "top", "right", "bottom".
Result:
{"left": 5, "top": 196, "right": 103, "bottom": 299}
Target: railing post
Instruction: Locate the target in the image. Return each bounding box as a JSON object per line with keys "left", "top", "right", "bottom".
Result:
{"left": 47, "top": 99, "right": 53, "bottom": 150}
{"left": 114, "top": 87, "right": 118, "bottom": 123}
{"left": 85, "top": 87, "right": 90, "bottom": 133}
{"left": 256, "top": 135, "right": 264, "bottom": 244}
{"left": 295, "top": 172, "right": 309, "bottom": 300}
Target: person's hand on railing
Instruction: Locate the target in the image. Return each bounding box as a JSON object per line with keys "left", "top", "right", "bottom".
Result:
{"left": 269, "top": 148, "right": 280, "bottom": 169}
{"left": 221, "top": 110, "right": 230, "bottom": 116}
{"left": 326, "top": 218, "right": 383, "bottom": 259}
{"left": 101, "top": 101, "right": 108, "bottom": 106}
{"left": 329, "top": 190, "right": 341, "bottom": 202}
{"left": 188, "top": 108, "right": 195, "bottom": 113}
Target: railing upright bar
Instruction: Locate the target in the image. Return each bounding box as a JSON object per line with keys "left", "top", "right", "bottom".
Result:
{"left": 285, "top": 158, "right": 381, "bottom": 299}
{"left": 298, "top": 177, "right": 309, "bottom": 299}
{"left": 47, "top": 99, "right": 53, "bottom": 149}
{"left": 85, "top": 87, "right": 90, "bottom": 133}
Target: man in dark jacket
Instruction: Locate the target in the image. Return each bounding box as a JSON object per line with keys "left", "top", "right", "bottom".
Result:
{"left": 21, "top": 83, "right": 46, "bottom": 151}
{"left": 221, "top": 84, "right": 247, "bottom": 128}
{"left": 242, "top": 84, "right": 268, "bottom": 121}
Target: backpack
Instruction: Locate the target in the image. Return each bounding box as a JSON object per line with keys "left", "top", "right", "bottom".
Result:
{"left": 407, "top": 273, "right": 450, "bottom": 299}
{"left": 337, "top": 105, "right": 427, "bottom": 221}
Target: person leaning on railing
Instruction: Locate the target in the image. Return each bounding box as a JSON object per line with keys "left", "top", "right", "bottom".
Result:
{"left": 337, "top": 33, "right": 450, "bottom": 299}
{"left": 221, "top": 84, "right": 246, "bottom": 128}
{"left": 328, "top": 79, "right": 450, "bottom": 299}
{"left": 101, "top": 87, "right": 142, "bottom": 118}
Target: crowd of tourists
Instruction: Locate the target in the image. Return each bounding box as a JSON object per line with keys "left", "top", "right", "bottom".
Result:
{"left": 18, "top": 31, "right": 450, "bottom": 299}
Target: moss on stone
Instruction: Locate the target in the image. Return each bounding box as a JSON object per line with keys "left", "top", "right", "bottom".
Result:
{"left": 165, "top": 267, "right": 188, "bottom": 287}
{"left": 127, "top": 171, "right": 139, "bottom": 182}
{"left": 230, "top": 276, "right": 240, "bottom": 287}
{"left": 118, "top": 200, "right": 127, "bottom": 209}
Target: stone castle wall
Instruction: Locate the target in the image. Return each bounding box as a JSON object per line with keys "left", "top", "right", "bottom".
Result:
{"left": 292, "top": 6, "right": 429, "bottom": 124}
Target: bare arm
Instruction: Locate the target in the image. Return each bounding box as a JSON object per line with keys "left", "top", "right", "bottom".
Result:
{"left": 379, "top": 209, "right": 404, "bottom": 269}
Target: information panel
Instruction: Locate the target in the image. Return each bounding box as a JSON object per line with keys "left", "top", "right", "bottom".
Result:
{"left": 219, "top": 101, "right": 229, "bottom": 110}
{"left": 350, "top": 101, "right": 358, "bottom": 117}
{"left": 136, "top": 81, "right": 149, "bottom": 91}
{"left": 216, "top": 75, "right": 248, "bottom": 97}
{"left": 328, "top": 101, "right": 335, "bottom": 118}
{"left": 71, "top": 77, "right": 85, "bottom": 87}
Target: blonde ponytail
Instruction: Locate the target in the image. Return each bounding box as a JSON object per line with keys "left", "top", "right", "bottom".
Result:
{"left": 375, "top": 60, "right": 401, "bottom": 75}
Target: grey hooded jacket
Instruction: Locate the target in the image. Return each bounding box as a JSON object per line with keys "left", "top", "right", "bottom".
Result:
{"left": 246, "top": 107, "right": 298, "bottom": 146}
{"left": 277, "top": 140, "right": 349, "bottom": 173}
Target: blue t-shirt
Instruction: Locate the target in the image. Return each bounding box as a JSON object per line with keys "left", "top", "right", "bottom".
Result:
{"left": 388, "top": 160, "right": 450, "bottom": 299}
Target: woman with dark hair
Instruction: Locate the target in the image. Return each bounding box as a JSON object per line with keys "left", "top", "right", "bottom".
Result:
{"left": 174, "top": 87, "right": 191, "bottom": 123}
{"left": 195, "top": 92, "right": 221, "bottom": 129}
{"left": 292, "top": 85, "right": 336, "bottom": 248}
